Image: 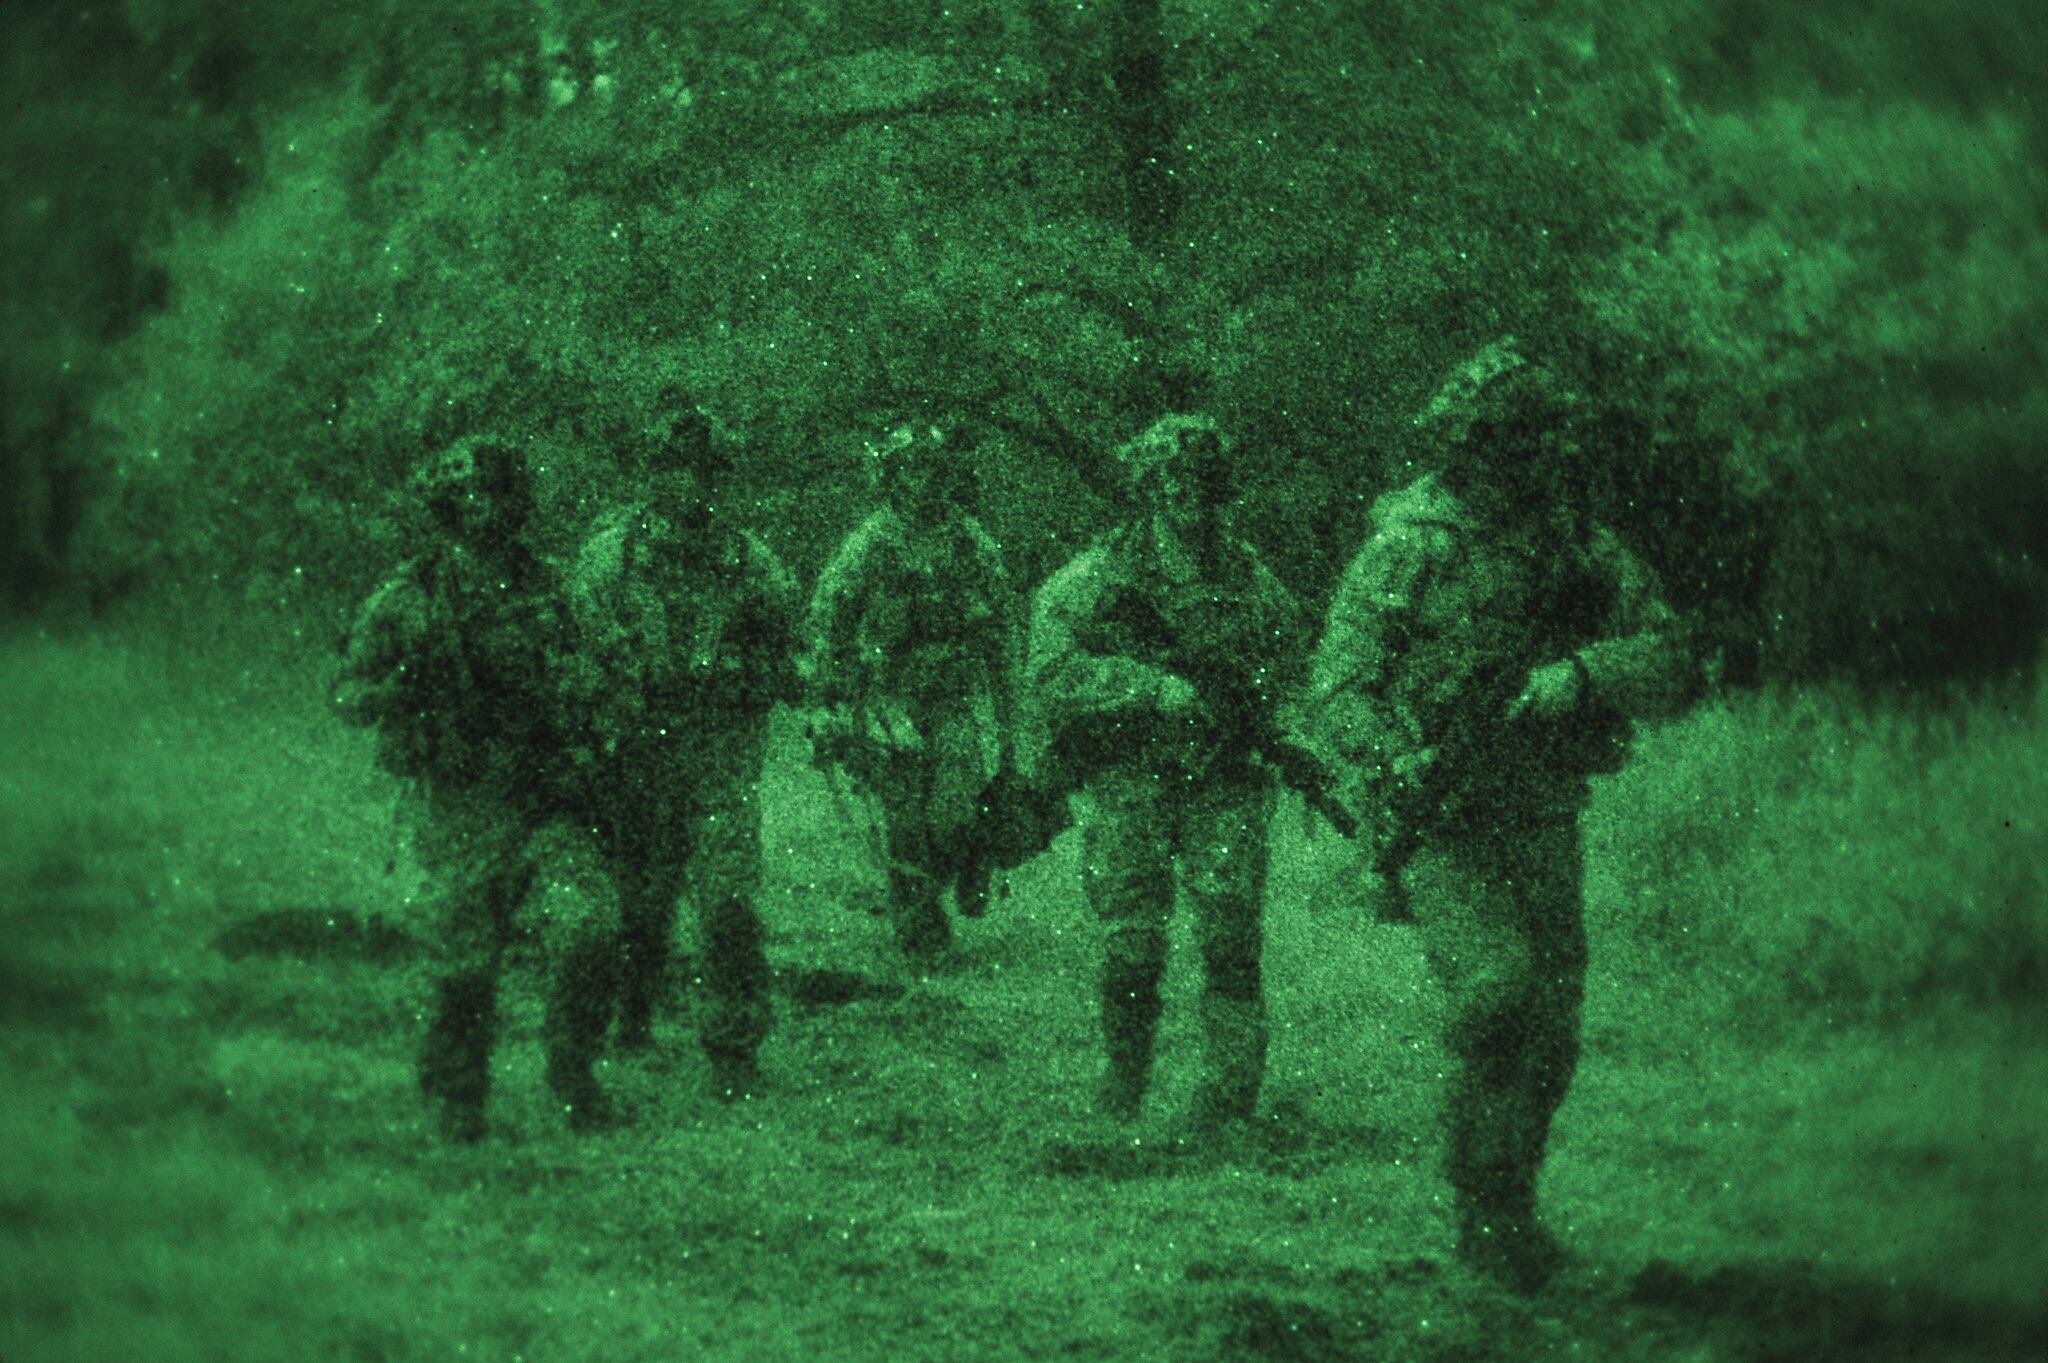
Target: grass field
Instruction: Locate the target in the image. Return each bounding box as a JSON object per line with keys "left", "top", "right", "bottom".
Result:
{"left": 3, "top": 604, "right": 2045, "bottom": 1361}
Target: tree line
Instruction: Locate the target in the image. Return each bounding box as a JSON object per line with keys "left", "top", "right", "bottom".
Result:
{"left": 5, "top": 0, "right": 2044, "bottom": 690}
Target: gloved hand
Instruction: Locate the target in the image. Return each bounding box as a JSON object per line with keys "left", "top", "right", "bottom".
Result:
{"left": 1157, "top": 673, "right": 1200, "bottom": 714}
{"left": 1507, "top": 657, "right": 1587, "bottom": 722}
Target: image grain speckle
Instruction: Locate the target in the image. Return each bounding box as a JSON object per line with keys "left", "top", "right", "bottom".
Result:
{"left": 3, "top": 3, "right": 2045, "bottom": 1359}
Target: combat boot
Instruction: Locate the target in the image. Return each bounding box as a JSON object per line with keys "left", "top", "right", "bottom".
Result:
{"left": 704, "top": 1046, "right": 763, "bottom": 1103}
{"left": 1188, "top": 994, "right": 1268, "bottom": 1133}
{"left": 1456, "top": 1206, "right": 1564, "bottom": 1293}
{"left": 1453, "top": 1164, "right": 1565, "bottom": 1293}
{"left": 1098, "top": 961, "right": 1163, "bottom": 1123}
{"left": 418, "top": 972, "right": 498, "bottom": 1144}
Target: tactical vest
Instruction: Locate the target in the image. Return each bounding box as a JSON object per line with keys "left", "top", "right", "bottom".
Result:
{"left": 1064, "top": 541, "right": 1277, "bottom": 777}
{"left": 1383, "top": 509, "right": 1633, "bottom": 829}
{"left": 357, "top": 551, "right": 566, "bottom": 797}
{"left": 606, "top": 521, "right": 787, "bottom": 730}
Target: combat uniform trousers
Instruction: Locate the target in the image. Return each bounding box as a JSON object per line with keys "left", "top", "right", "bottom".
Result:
{"left": 412, "top": 780, "right": 620, "bottom": 1140}
{"left": 1401, "top": 812, "right": 1587, "bottom": 1247}
{"left": 597, "top": 720, "right": 774, "bottom": 1096}
{"left": 862, "top": 686, "right": 1001, "bottom": 963}
{"left": 1081, "top": 756, "right": 1276, "bottom": 1124}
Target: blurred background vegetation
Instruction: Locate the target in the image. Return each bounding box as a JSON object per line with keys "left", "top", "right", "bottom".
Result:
{"left": 4, "top": 0, "right": 2045, "bottom": 690}
{"left": 4, "top": 9, "right": 2047, "bottom": 1357}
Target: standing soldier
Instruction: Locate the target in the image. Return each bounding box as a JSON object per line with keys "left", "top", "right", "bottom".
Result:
{"left": 334, "top": 437, "right": 618, "bottom": 1143}
{"left": 803, "top": 421, "right": 1017, "bottom": 967}
{"left": 1019, "top": 415, "right": 1330, "bottom": 1131}
{"left": 567, "top": 399, "right": 802, "bottom": 1100}
{"left": 1301, "top": 340, "right": 1704, "bottom": 1290}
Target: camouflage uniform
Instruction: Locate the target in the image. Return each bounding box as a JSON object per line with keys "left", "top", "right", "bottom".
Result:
{"left": 804, "top": 424, "right": 1016, "bottom": 963}
{"left": 1021, "top": 414, "right": 1305, "bottom": 1127}
{"left": 567, "top": 480, "right": 801, "bottom": 1097}
{"left": 1301, "top": 343, "right": 1702, "bottom": 1287}
{"left": 334, "top": 438, "right": 616, "bottom": 1142}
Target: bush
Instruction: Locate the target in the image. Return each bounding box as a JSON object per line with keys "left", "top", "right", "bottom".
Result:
{"left": 1591, "top": 678, "right": 2048, "bottom": 1023}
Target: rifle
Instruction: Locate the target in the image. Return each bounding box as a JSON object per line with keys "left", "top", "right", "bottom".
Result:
{"left": 951, "top": 754, "right": 1075, "bottom": 915}
{"left": 1109, "top": 580, "right": 1361, "bottom": 841}
{"left": 1184, "top": 656, "right": 1360, "bottom": 840}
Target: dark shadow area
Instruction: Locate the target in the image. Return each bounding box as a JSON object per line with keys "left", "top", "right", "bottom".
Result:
{"left": 778, "top": 965, "right": 909, "bottom": 1011}
{"left": 212, "top": 907, "right": 420, "bottom": 965}
{"left": 0, "top": 954, "right": 106, "bottom": 1031}
{"left": 1624, "top": 1256, "right": 2048, "bottom": 1363}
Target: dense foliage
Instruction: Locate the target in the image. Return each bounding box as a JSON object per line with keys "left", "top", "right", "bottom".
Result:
{"left": 6, "top": 0, "right": 2045, "bottom": 686}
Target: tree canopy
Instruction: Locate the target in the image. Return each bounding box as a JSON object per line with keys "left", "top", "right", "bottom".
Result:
{"left": 6, "top": 0, "right": 2045, "bottom": 688}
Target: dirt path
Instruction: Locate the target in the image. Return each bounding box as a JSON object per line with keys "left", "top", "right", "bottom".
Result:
{"left": 3, "top": 618, "right": 2043, "bottom": 1361}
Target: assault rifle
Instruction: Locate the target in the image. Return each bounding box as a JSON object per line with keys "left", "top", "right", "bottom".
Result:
{"left": 1182, "top": 651, "right": 1361, "bottom": 841}
{"left": 1111, "top": 581, "right": 1360, "bottom": 841}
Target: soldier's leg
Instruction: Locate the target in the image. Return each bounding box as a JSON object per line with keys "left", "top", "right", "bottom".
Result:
{"left": 531, "top": 824, "right": 625, "bottom": 1132}
{"left": 613, "top": 806, "right": 687, "bottom": 1054}
{"left": 1404, "top": 829, "right": 1559, "bottom": 1288}
{"left": 685, "top": 725, "right": 775, "bottom": 1098}
{"left": 875, "top": 751, "right": 953, "bottom": 964}
{"left": 1506, "top": 819, "right": 1589, "bottom": 1216}
{"left": 1181, "top": 771, "right": 1276, "bottom": 1130}
{"left": 414, "top": 790, "right": 525, "bottom": 1144}
{"left": 933, "top": 693, "right": 1002, "bottom": 918}
{"left": 1083, "top": 765, "right": 1174, "bottom": 1122}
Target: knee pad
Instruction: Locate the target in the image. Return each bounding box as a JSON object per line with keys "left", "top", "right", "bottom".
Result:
{"left": 1104, "top": 921, "right": 1169, "bottom": 974}
{"left": 1206, "top": 950, "right": 1261, "bottom": 1004}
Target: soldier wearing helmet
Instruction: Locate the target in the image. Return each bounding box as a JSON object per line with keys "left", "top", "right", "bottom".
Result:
{"left": 802, "top": 419, "right": 1018, "bottom": 966}
{"left": 1019, "top": 413, "right": 1308, "bottom": 1132}
{"left": 563, "top": 393, "right": 801, "bottom": 1100}
{"left": 1299, "top": 339, "right": 1704, "bottom": 1290}
{"left": 334, "top": 435, "right": 619, "bottom": 1142}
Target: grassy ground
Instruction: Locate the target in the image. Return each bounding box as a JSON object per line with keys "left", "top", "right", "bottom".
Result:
{"left": 3, "top": 605, "right": 2045, "bottom": 1362}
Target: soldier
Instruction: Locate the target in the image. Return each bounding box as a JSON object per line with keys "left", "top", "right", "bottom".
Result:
{"left": 566, "top": 398, "right": 801, "bottom": 1100}
{"left": 803, "top": 421, "right": 1017, "bottom": 966}
{"left": 1019, "top": 414, "right": 1329, "bottom": 1131}
{"left": 1300, "top": 340, "right": 1704, "bottom": 1290}
{"left": 334, "top": 436, "right": 617, "bottom": 1143}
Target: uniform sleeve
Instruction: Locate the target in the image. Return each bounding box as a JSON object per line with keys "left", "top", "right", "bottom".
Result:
{"left": 739, "top": 530, "right": 805, "bottom": 704}
{"left": 1304, "top": 524, "right": 1437, "bottom": 714}
{"left": 1574, "top": 530, "right": 1702, "bottom": 721}
{"left": 1024, "top": 550, "right": 1182, "bottom": 727}
{"left": 802, "top": 514, "right": 885, "bottom": 706}
{"left": 565, "top": 514, "right": 632, "bottom": 656}
{"left": 1298, "top": 522, "right": 1450, "bottom": 795}
{"left": 967, "top": 519, "right": 1022, "bottom": 733}
{"left": 332, "top": 562, "right": 429, "bottom": 728}
{"left": 1248, "top": 554, "right": 1309, "bottom": 692}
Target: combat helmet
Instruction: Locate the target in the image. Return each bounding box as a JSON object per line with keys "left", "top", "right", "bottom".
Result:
{"left": 413, "top": 435, "right": 534, "bottom": 535}
{"left": 638, "top": 384, "right": 735, "bottom": 481}
{"left": 1116, "top": 413, "right": 1233, "bottom": 504}
{"left": 1414, "top": 337, "right": 1584, "bottom": 448}
{"left": 864, "top": 419, "right": 975, "bottom": 512}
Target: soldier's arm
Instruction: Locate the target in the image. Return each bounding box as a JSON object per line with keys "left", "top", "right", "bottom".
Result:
{"left": 1247, "top": 553, "right": 1311, "bottom": 696}
{"left": 1300, "top": 526, "right": 1432, "bottom": 747}
{"left": 739, "top": 530, "right": 806, "bottom": 703}
{"left": 563, "top": 515, "right": 635, "bottom": 658}
{"left": 968, "top": 519, "right": 1022, "bottom": 735}
{"left": 801, "top": 516, "right": 886, "bottom": 707}
{"left": 1569, "top": 530, "right": 1703, "bottom": 721}
{"left": 1025, "top": 551, "right": 1185, "bottom": 723}
{"left": 333, "top": 562, "right": 429, "bottom": 726}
